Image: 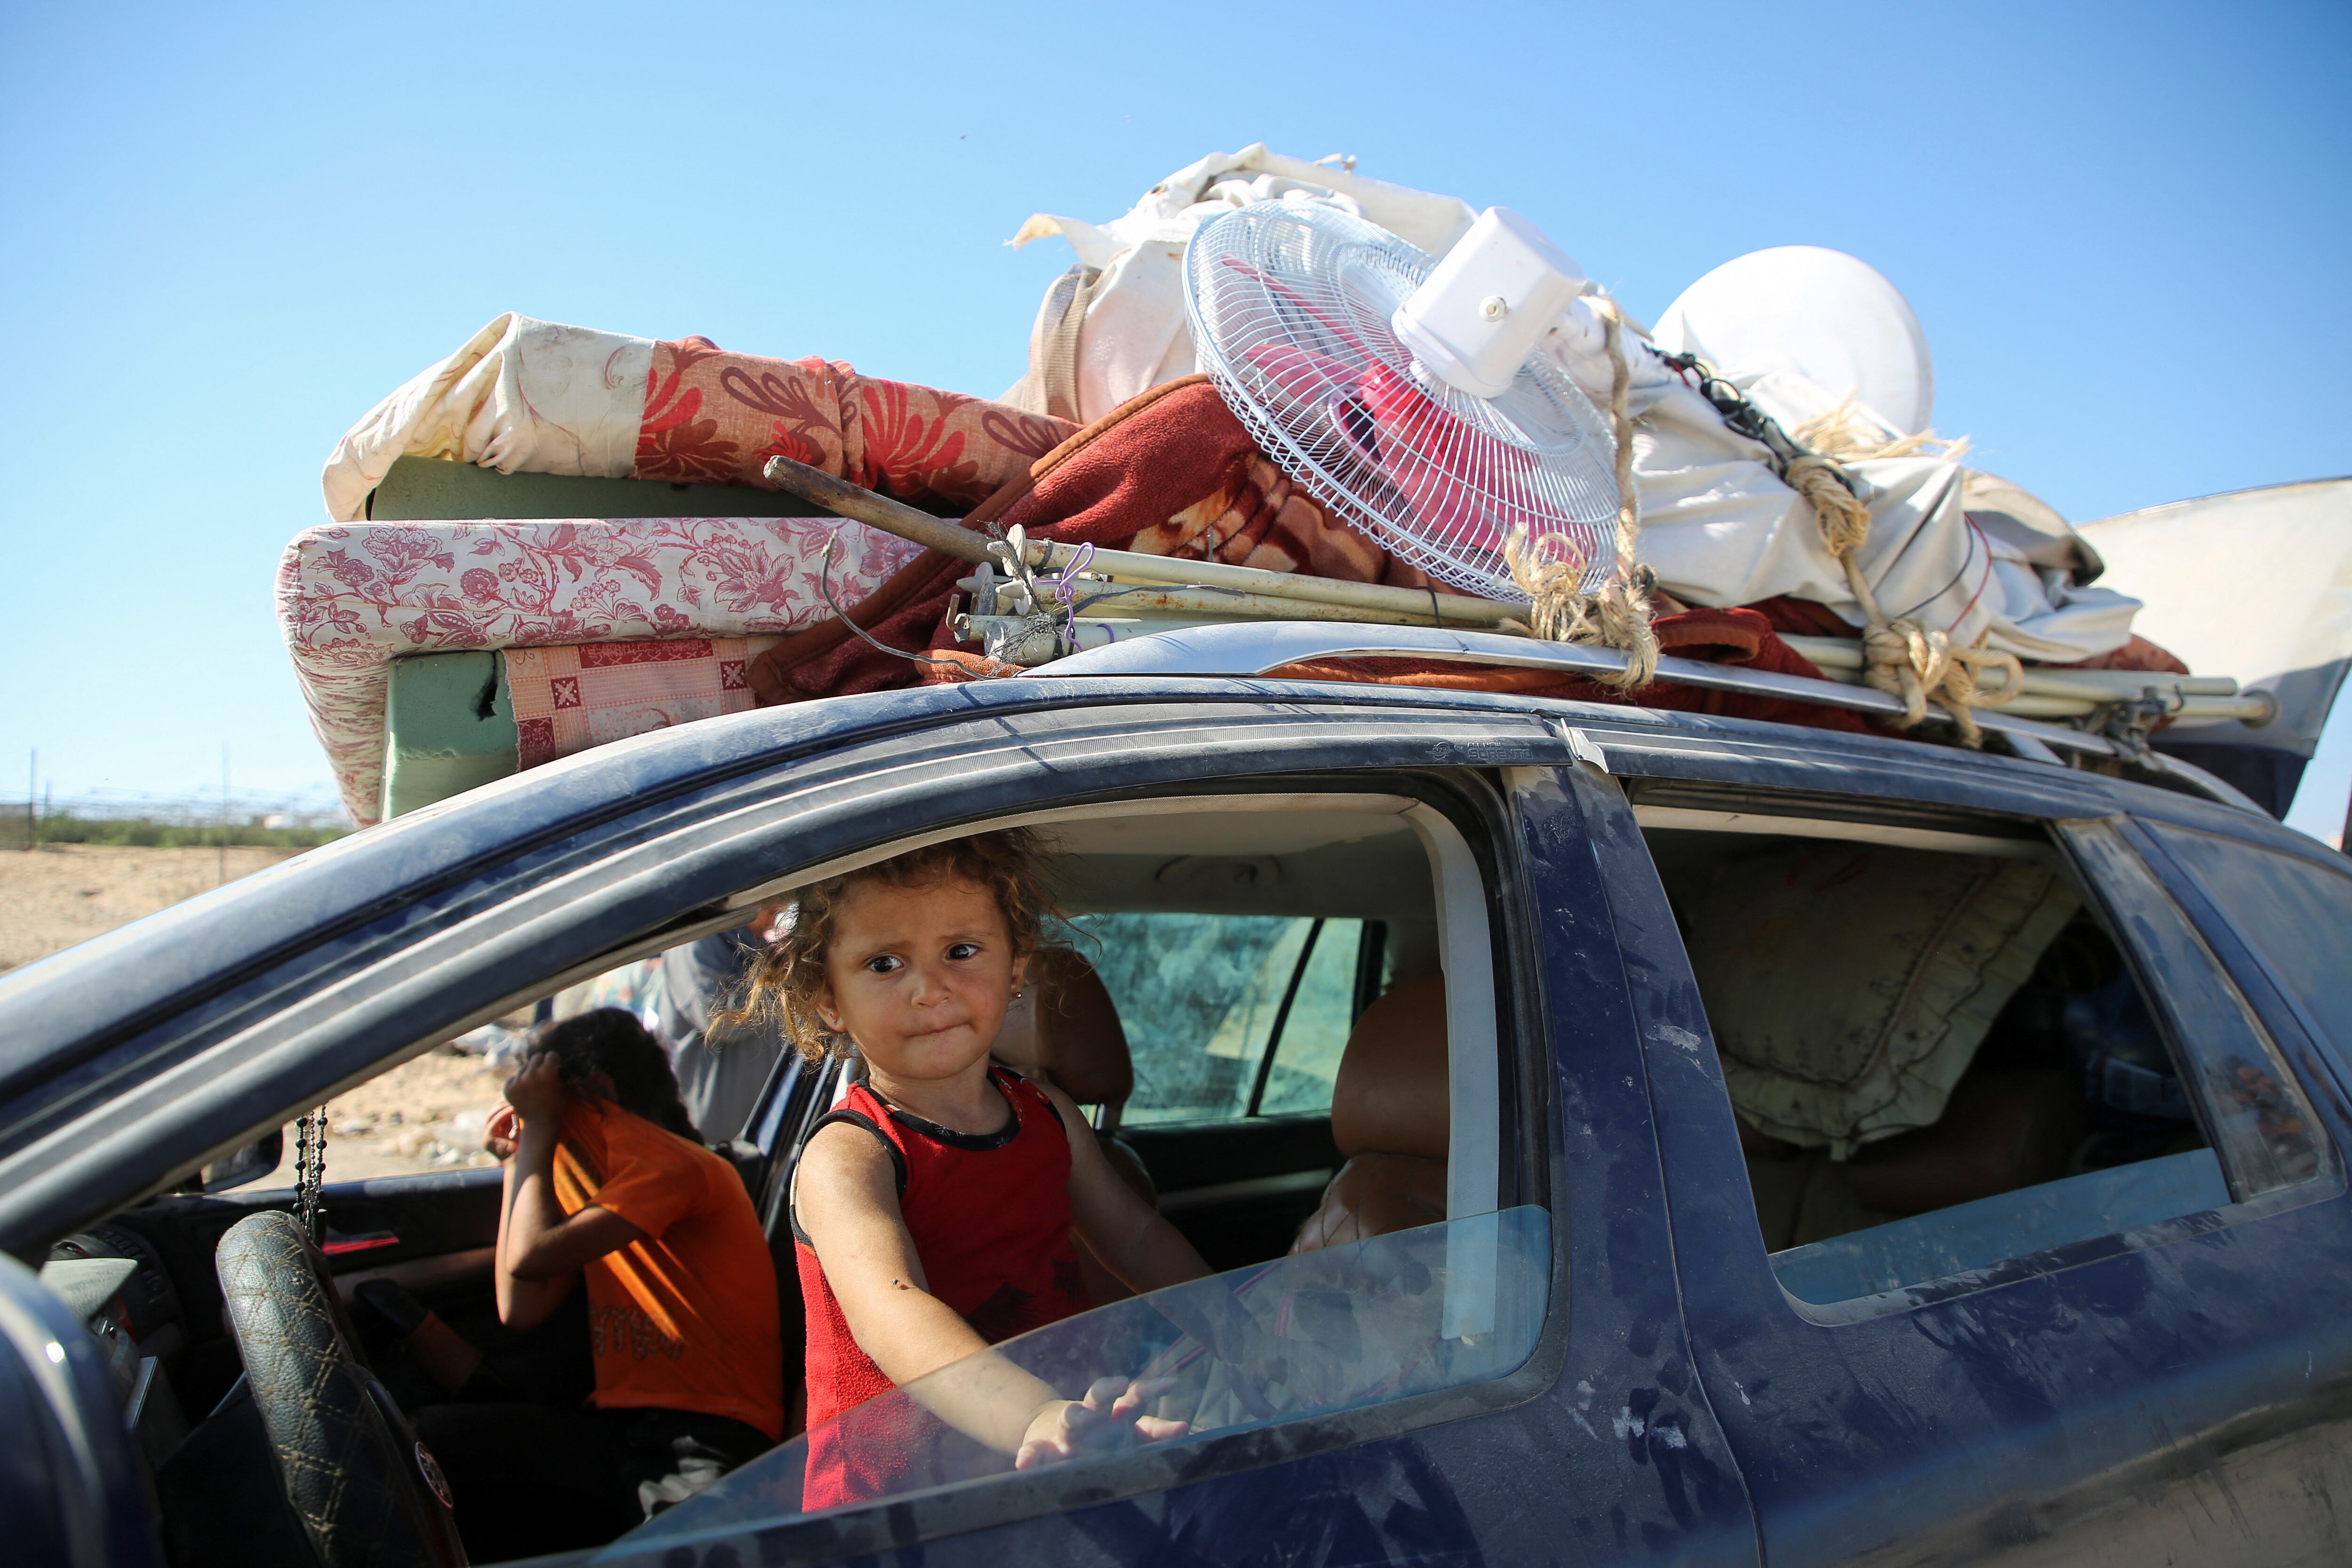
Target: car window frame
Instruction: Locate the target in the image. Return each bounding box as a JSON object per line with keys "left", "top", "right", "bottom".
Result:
{"left": 2124, "top": 818, "right": 2352, "bottom": 1111}
{"left": 599, "top": 772, "right": 1572, "bottom": 1561}
{"left": 17, "top": 701, "right": 1589, "bottom": 1557}
{"left": 2054, "top": 817, "right": 2340, "bottom": 1207}
{"left": 2, "top": 699, "right": 1559, "bottom": 1254}
{"left": 1068, "top": 908, "right": 1359, "bottom": 1131}
{"left": 1560, "top": 732, "right": 2347, "bottom": 1322}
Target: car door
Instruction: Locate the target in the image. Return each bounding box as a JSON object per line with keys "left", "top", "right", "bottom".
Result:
{"left": 585, "top": 743, "right": 1760, "bottom": 1568}
{"left": 0, "top": 683, "right": 1759, "bottom": 1568}
{"left": 1557, "top": 723, "right": 2352, "bottom": 1568}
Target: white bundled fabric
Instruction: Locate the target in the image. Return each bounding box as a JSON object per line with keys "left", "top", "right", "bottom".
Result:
{"left": 1009, "top": 151, "right": 2141, "bottom": 663}
{"left": 1005, "top": 145, "right": 1477, "bottom": 426}
{"left": 320, "top": 313, "right": 651, "bottom": 522}
{"left": 1624, "top": 361, "right": 2141, "bottom": 662}
{"left": 2081, "top": 478, "right": 2352, "bottom": 755}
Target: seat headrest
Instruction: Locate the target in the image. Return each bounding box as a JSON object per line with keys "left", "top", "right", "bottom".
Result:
{"left": 1332, "top": 975, "right": 1449, "bottom": 1161}
{"left": 991, "top": 948, "right": 1133, "bottom": 1108}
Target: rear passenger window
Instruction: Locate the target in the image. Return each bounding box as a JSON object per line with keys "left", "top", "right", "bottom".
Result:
{"left": 2145, "top": 825, "right": 2352, "bottom": 1076}
{"left": 1641, "top": 802, "right": 2328, "bottom": 1306}
{"left": 1077, "top": 914, "right": 1386, "bottom": 1126}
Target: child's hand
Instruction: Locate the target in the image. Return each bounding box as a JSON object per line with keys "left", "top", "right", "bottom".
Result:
{"left": 1012, "top": 1376, "right": 1187, "bottom": 1470}
{"left": 503, "top": 1052, "right": 567, "bottom": 1125}
{"left": 482, "top": 1102, "right": 520, "bottom": 1161}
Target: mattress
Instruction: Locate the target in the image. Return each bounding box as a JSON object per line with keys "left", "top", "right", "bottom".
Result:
{"left": 279, "top": 514, "right": 923, "bottom": 826}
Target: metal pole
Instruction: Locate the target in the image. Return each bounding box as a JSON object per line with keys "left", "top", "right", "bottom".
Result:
{"left": 218, "top": 746, "right": 229, "bottom": 886}
{"left": 25, "top": 750, "right": 34, "bottom": 852}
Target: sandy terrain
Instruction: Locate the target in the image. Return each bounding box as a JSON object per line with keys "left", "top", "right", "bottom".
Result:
{"left": 0, "top": 843, "right": 301, "bottom": 973}
{"left": 6, "top": 843, "right": 523, "bottom": 1183}
{"left": 256, "top": 1047, "right": 518, "bottom": 1185}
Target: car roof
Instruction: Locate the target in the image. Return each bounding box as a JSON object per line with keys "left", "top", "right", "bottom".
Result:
{"left": 0, "top": 667, "right": 2275, "bottom": 1035}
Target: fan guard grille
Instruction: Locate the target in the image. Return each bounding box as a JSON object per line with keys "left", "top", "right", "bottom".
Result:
{"left": 1185, "top": 202, "right": 1620, "bottom": 599}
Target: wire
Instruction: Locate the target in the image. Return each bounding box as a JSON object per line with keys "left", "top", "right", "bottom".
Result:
{"left": 818, "top": 531, "right": 970, "bottom": 670}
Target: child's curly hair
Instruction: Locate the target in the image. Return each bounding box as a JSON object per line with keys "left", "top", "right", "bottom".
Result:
{"left": 723, "top": 828, "right": 1059, "bottom": 1063}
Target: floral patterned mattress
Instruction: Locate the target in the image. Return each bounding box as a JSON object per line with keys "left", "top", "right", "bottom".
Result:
{"left": 277, "top": 516, "right": 923, "bottom": 827}
{"left": 293, "top": 313, "right": 1080, "bottom": 826}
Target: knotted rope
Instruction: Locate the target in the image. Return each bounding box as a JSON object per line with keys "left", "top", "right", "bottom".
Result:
{"left": 1502, "top": 296, "right": 1658, "bottom": 690}
{"left": 1783, "top": 452, "right": 2019, "bottom": 746}
{"left": 1651, "top": 350, "right": 2018, "bottom": 746}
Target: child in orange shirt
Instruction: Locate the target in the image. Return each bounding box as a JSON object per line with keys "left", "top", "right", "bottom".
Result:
{"left": 414, "top": 1009, "right": 781, "bottom": 1560}
{"left": 745, "top": 829, "right": 1209, "bottom": 1507}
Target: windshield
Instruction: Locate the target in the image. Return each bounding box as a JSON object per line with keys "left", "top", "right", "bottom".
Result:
{"left": 616, "top": 1207, "right": 1549, "bottom": 1551}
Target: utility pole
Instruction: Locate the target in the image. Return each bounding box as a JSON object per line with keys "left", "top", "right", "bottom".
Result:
{"left": 218, "top": 746, "right": 230, "bottom": 886}
{"left": 24, "top": 750, "right": 32, "bottom": 852}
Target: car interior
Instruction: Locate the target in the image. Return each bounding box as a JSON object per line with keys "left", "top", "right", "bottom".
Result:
{"left": 1631, "top": 789, "right": 2273, "bottom": 1305}
{"left": 53, "top": 791, "right": 1505, "bottom": 1565}
{"left": 55, "top": 776, "right": 2315, "bottom": 1560}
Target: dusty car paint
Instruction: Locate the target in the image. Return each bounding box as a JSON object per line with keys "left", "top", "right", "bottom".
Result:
{"left": 3, "top": 675, "right": 2343, "bottom": 1566}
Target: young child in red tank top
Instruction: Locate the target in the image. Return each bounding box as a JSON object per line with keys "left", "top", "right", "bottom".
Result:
{"left": 738, "top": 830, "right": 1209, "bottom": 1503}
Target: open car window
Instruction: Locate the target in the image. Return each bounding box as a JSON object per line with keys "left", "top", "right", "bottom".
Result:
{"left": 612, "top": 1208, "right": 1549, "bottom": 1552}
{"left": 1638, "top": 800, "right": 2333, "bottom": 1310}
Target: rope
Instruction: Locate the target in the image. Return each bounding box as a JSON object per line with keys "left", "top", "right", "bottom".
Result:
{"left": 1651, "top": 346, "right": 2018, "bottom": 747}
{"left": 1783, "top": 454, "right": 2018, "bottom": 748}
{"left": 1502, "top": 297, "right": 1657, "bottom": 690}
{"left": 1792, "top": 393, "right": 1971, "bottom": 465}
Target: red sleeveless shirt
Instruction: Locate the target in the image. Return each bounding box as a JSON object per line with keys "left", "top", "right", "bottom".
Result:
{"left": 794, "top": 1065, "right": 1090, "bottom": 1508}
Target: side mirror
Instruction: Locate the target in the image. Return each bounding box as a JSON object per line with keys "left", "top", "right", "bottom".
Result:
{"left": 199, "top": 1130, "right": 285, "bottom": 1194}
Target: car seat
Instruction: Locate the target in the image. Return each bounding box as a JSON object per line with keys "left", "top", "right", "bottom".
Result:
{"left": 1289, "top": 975, "right": 1450, "bottom": 1253}
{"left": 990, "top": 949, "right": 1156, "bottom": 1301}
{"left": 1742, "top": 1069, "right": 2092, "bottom": 1251}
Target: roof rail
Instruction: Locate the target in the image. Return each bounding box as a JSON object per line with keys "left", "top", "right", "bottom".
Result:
{"left": 1049, "top": 622, "right": 2267, "bottom": 814}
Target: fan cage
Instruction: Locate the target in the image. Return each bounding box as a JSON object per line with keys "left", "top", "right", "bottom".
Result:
{"left": 1185, "top": 203, "right": 1620, "bottom": 599}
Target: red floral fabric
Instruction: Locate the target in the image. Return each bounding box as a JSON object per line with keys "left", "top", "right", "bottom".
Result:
{"left": 747, "top": 380, "right": 1414, "bottom": 707}
{"left": 633, "top": 338, "right": 1074, "bottom": 508}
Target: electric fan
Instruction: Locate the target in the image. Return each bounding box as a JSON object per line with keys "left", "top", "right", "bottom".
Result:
{"left": 1184, "top": 201, "right": 1621, "bottom": 599}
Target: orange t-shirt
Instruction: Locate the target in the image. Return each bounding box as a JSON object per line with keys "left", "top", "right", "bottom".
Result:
{"left": 552, "top": 1099, "right": 783, "bottom": 1441}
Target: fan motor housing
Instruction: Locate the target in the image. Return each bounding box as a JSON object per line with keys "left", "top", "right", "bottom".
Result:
{"left": 1390, "top": 207, "right": 1588, "bottom": 400}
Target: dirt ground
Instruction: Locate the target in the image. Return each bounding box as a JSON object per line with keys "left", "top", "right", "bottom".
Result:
{"left": 258, "top": 1048, "right": 516, "bottom": 1185}
{"left": 0, "top": 842, "right": 301, "bottom": 974}
{"left": 6, "top": 843, "right": 516, "bottom": 1182}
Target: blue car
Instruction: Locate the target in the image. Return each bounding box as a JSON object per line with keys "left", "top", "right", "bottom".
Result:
{"left": 5, "top": 622, "right": 2349, "bottom": 1567}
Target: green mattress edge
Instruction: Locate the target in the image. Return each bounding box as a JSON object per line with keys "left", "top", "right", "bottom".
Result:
{"left": 367, "top": 454, "right": 832, "bottom": 521}
{"left": 383, "top": 651, "right": 519, "bottom": 819}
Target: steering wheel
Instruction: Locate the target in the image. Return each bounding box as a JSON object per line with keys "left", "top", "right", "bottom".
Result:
{"left": 215, "top": 1210, "right": 468, "bottom": 1568}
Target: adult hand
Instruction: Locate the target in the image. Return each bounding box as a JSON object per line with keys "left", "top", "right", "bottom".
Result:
{"left": 503, "top": 1052, "right": 567, "bottom": 1127}
{"left": 482, "top": 1102, "right": 520, "bottom": 1161}
{"left": 1012, "top": 1376, "right": 1186, "bottom": 1470}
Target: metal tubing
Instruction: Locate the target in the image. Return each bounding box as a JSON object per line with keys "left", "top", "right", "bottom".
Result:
{"left": 763, "top": 454, "right": 1527, "bottom": 625}
{"left": 1780, "top": 633, "right": 2241, "bottom": 699}
{"left": 1049, "top": 621, "right": 2125, "bottom": 757}
{"left": 956, "top": 576, "right": 1489, "bottom": 631}
{"left": 761, "top": 455, "right": 994, "bottom": 562}
{"left": 1040, "top": 545, "right": 1525, "bottom": 626}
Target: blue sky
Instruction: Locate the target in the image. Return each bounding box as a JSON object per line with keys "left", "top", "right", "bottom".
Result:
{"left": 3, "top": 1, "right": 2347, "bottom": 836}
